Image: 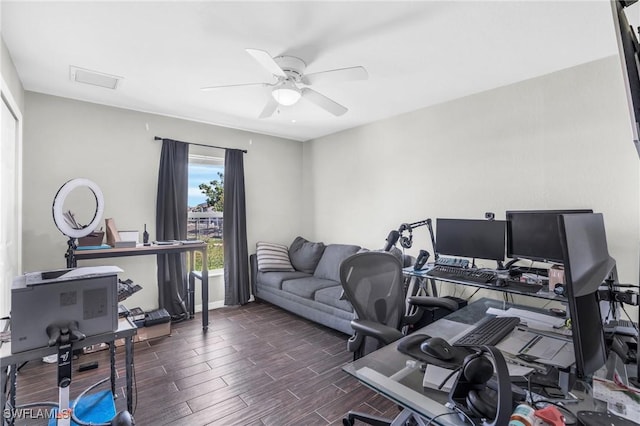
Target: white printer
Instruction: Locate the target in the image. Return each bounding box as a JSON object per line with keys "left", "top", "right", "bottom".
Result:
{"left": 11, "top": 266, "right": 121, "bottom": 353}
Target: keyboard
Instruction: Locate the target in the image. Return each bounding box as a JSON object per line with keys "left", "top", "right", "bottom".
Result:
{"left": 427, "top": 265, "right": 497, "bottom": 283}
{"left": 604, "top": 319, "right": 639, "bottom": 337}
{"left": 453, "top": 316, "right": 520, "bottom": 347}
{"left": 504, "top": 280, "right": 544, "bottom": 293}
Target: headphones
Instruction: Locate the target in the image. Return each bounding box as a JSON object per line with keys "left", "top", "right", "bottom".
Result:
{"left": 448, "top": 346, "right": 512, "bottom": 426}
{"left": 399, "top": 223, "right": 413, "bottom": 249}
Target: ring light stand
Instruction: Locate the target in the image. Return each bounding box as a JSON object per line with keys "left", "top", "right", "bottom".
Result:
{"left": 52, "top": 178, "right": 105, "bottom": 268}
{"left": 48, "top": 180, "right": 132, "bottom": 425}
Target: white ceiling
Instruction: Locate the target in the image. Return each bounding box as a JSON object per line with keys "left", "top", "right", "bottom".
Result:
{"left": 1, "top": 1, "right": 621, "bottom": 142}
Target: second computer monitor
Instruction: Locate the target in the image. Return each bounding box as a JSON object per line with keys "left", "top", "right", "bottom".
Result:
{"left": 435, "top": 218, "right": 506, "bottom": 261}
{"left": 506, "top": 209, "right": 593, "bottom": 264}
{"left": 558, "top": 213, "right": 614, "bottom": 378}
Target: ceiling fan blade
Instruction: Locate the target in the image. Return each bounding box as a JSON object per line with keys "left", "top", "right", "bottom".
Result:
{"left": 246, "top": 48, "right": 287, "bottom": 78}
{"left": 302, "top": 66, "right": 368, "bottom": 85}
{"left": 258, "top": 97, "right": 279, "bottom": 119}
{"left": 301, "top": 88, "right": 348, "bottom": 116}
{"left": 201, "top": 82, "right": 268, "bottom": 91}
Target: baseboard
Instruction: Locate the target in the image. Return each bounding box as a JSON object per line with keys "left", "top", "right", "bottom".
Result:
{"left": 194, "top": 295, "right": 255, "bottom": 313}
{"left": 194, "top": 300, "right": 225, "bottom": 312}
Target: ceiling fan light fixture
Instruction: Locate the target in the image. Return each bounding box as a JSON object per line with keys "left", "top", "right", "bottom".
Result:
{"left": 272, "top": 81, "right": 301, "bottom": 106}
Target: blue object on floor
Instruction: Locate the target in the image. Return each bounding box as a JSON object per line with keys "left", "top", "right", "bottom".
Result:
{"left": 48, "top": 390, "right": 115, "bottom": 426}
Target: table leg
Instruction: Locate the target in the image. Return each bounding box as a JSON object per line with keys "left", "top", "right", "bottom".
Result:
{"left": 1, "top": 365, "right": 7, "bottom": 425}
{"left": 201, "top": 247, "right": 208, "bottom": 330}
{"left": 5, "top": 364, "right": 17, "bottom": 426}
{"left": 188, "top": 274, "right": 195, "bottom": 319}
{"left": 109, "top": 342, "right": 116, "bottom": 398}
{"left": 125, "top": 336, "right": 134, "bottom": 413}
{"left": 202, "top": 272, "right": 208, "bottom": 330}
{"left": 428, "top": 277, "right": 438, "bottom": 297}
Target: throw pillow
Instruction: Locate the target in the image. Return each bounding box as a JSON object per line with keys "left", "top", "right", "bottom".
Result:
{"left": 289, "top": 236, "right": 326, "bottom": 273}
{"left": 314, "top": 244, "right": 361, "bottom": 282}
{"left": 256, "top": 242, "right": 295, "bottom": 272}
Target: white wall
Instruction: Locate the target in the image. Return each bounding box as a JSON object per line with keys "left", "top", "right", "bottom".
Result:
{"left": 22, "top": 92, "right": 303, "bottom": 310}
{"left": 303, "top": 56, "right": 640, "bottom": 305}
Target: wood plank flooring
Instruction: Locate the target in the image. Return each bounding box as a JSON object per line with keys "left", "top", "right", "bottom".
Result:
{"left": 12, "top": 301, "right": 400, "bottom": 425}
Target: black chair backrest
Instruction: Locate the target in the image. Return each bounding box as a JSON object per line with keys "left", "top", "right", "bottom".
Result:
{"left": 339, "top": 251, "right": 405, "bottom": 331}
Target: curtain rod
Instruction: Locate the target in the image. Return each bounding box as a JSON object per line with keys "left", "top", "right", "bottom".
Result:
{"left": 154, "top": 136, "right": 247, "bottom": 153}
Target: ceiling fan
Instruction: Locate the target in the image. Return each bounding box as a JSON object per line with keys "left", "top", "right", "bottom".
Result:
{"left": 201, "top": 48, "right": 368, "bottom": 118}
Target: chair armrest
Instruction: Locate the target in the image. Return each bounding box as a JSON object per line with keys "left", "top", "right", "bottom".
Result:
{"left": 350, "top": 319, "right": 404, "bottom": 346}
{"left": 407, "top": 296, "right": 459, "bottom": 312}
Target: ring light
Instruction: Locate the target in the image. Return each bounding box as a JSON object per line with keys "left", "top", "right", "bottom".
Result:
{"left": 52, "top": 178, "right": 104, "bottom": 238}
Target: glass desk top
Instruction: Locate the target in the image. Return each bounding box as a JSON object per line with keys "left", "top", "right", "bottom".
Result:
{"left": 403, "top": 266, "right": 568, "bottom": 302}
{"left": 342, "top": 298, "right": 513, "bottom": 425}
{"left": 341, "top": 297, "right": 586, "bottom": 425}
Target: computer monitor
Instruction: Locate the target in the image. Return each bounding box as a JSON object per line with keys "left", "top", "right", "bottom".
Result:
{"left": 558, "top": 213, "right": 615, "bottom": 378}
{"left": 611, "top": 0, "right": 640, "bottom": 158}
{"left": 506, "top": 210, "right": 593, "bottom": 264}
{"left": 435, "top": 218, "right": 506, "bottom": 261}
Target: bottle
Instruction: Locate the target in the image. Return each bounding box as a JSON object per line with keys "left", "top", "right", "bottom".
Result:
{"left": 509, "top": 404, "right": 536, "bottom": 426}
{"left": 143, "top": 224, "right": 150, "bottom": 246}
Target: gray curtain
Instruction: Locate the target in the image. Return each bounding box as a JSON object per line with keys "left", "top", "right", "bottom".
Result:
{"left": 223, "top": 149, "right": 250, "bottom": 305}
{"left": 156, "top": 138, "right": 189, "bottom": 319}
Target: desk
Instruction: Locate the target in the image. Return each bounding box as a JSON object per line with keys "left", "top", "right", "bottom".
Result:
{"left": 69, "top": 243, "right": 209, "bottom": 329}
{"left": 1, "top": 319, "right": 137, "bottom": 425}
{"left": 342, "top": 298, "right": 600, "bottom": 425}
{"left": 403, "top": 266, "right": 566, "bottom": 303}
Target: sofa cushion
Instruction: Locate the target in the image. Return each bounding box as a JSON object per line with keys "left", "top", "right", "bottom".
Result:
{"left": 256, "top": 270, "right": 312, "bottom": 290}
{"left": 313, "top": 244, "right": 361, "bottom": 282}
{"left": 282, "top": 277, "right": 338, "bottom": 299}
{"left": 256, "top": 242, "right": 294, "bottom": 272}
{"left": 314, "top": 286, "right": 353, "bottom": 313}
{"left": 289, "top": 236, "right": 326, "bottom": 274}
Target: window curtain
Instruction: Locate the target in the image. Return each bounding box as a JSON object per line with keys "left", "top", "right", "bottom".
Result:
{"left": 156, "top": 139, "right": 189, "bottom": 319}
{"left": 223, "top": 149, "right": 250, "bottom": 305}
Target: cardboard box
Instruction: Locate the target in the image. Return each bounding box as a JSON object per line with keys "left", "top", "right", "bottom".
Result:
{"left": 115, "top": 321, "right": 171, "bottom": 346}
{"left": 77, "top": 231, "right": 104, "bottom": 247}
{"left": 548, "top": 265, "right": 565, "bottom": 292}
{"left": 137, "top": 321, "right": 171, "bottom": 341}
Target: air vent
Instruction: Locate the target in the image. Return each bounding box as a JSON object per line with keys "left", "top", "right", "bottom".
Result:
{"left": 69, "top": 66, "right": 121, "bottom": 89}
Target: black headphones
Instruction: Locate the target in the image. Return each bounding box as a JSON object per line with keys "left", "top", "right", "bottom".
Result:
{"left": 448, "top": 346, "right": 512, "bottom": 426}
{"left": 399, "top": 223, "right": 413, "bottom": 249}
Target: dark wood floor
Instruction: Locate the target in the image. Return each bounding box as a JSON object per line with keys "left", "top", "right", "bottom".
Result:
{"left": 13, "top": 301, "right": 399, "bottom": 425}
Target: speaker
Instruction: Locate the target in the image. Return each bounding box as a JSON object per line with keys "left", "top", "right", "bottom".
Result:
{"left": 448, "top": 346, "right": 513, "bottom": 426}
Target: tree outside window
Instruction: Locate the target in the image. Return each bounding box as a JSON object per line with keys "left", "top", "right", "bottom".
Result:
{"left": 188, "top": 158, "right": 224, "bottom": 270}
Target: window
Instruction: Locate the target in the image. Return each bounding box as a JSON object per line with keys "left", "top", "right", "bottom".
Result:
{"left": 188, "top": 154, "right": 224, "bottom": 270}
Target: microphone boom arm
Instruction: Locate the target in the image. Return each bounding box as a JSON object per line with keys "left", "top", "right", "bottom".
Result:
{"left": 397, "top": 219, "right": 438, "bottom": 259}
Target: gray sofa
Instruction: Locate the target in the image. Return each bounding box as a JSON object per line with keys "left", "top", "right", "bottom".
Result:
{"left": 251, "top": 237, "right": 361, "bottom": 335}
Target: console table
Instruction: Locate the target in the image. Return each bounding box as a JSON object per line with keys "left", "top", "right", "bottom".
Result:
{"left": 68, "top": 243, "right": 210, "bottom": 329}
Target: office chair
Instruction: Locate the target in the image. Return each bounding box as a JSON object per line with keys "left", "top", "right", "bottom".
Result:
{"left": 339, "top": 251, "right": 459, "bottom": 360}
{"left": 339, "top": 252, "right": 460, "bottom": 426}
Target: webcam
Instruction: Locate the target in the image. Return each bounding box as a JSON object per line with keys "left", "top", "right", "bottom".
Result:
{"left": 485, "top": 212, "right": 495, "bottom": 221}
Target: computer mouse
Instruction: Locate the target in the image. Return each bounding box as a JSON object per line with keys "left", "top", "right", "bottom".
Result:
{"left": 419, "top": 337, "right": 455, "bottom": 361}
